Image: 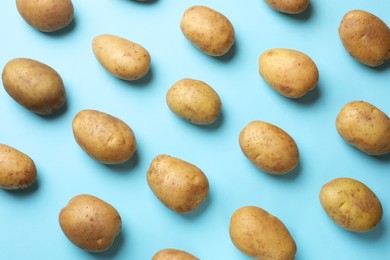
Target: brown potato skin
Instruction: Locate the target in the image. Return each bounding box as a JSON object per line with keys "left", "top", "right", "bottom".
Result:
{"left": 0, "top": 144, "right": 37, "bottom": 190}
{"left": 152, "top": 249, "right": 199, "bottom": 260}
{"left": 72, "top": 109, "right": 137, "bottom": 164}
{"left": 180, "top": 6, "right": 235, "bottom": 56}
{"left": 147, "top": 155, "right": 209, "bottom": 214}
{"left": 59, "top": 194, "right": 122, "bottom": 252}
{"left": 264, "top": 0, "right": 309, "bottom": 14}
{"left": 319, "top": 178, "right": 383, "bottom": 232}
{"left": 16, "top": 0, "right": 74, "bottom": 32}
{"left": 338, "top": 10, "right": 390, "bottom": 67}
{"left": 229, "top": 206, "right": 297, "bottom": 260}
{"left": 2, "top": 58, "right": 66, "bottom": 115}
{"left": 336, "top": 101, "right": 390, "bottom": 156}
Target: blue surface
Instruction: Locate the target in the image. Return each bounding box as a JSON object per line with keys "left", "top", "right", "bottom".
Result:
{"left": 0, "top": 1, "right": 389, "bottom": 259}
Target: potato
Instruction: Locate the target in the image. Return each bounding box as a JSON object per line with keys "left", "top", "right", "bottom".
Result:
{"left": 180, "top": 6, "right": 235, "bottom": 56}
{"left": 336, "top": 101, "right": 390, "bottom": 156}
{"left": 0, "top": 144, "right": 37, "bottom": 190}
{"left": 59, "top": 194, "right": 122, "bottom": 252}
{"left": 16, "top": 0, "right": 74, "bottom": 32}
{"left": 338, "top": 10, "right": 390, "bottom": 67}
{"left": 152, "top": 249, "right": 199, "bottom": 260}
{"left": 319, "top": 177, "right": 383, "bottom": 232}
{"left": 2, "top": 58, "right": 66, "bottom": 115}
{"left": 72, "top": 109, "right": 137, "bottom": 164}
{"left": 166, "top": 78, "right": 222, "bottom": 125}
{"left": 92, "top": 34, "right": 151, "bottom": 81}
{"left": 259, "top": 48, "right": 319, "bottom": 98}
{"left": 147, "top": 154, "right": 209, "bottom": 214}
{"left": 239, "top": 121, "right": 299, "bottom": 174}
{"left": 264, "top": 0, "right": 309, "bottom": 14}
{"left": 230, "top": 206, "right": 296, "bottom": 260}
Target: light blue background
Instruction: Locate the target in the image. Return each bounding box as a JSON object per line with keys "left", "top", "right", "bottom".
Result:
{"left": 0, "top": 0, "right": 389, "bottom": 259}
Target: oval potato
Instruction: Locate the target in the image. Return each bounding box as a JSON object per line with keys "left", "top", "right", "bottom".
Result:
{"left": 152, "top": 249, "right": 199, "bottom": 260}
{"left": 264, "top": 0, "right": 309, "bottom": 14}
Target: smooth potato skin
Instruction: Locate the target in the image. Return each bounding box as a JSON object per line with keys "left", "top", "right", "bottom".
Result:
{"left": 264, "top": 0, "right": 309, "bottom": 14}
{"left": 0, "top": 144, "right": 37, "bottom": 190}
{"left": 152, "top": 249, "right": 199, "bottom": 260}
{"left": 72, "top": 110, "right": 137, "bottom": 164}
{"left": 319, "top": 178, "right": 383, "bottom": 232}
{"left": 229, "top": 206, "right": 297, "bottom": 260}
{"left": 147, "top": 155, "right": 209, "bottom": 214}
{"left": 2, "top": 58, "right": 66, "bottom": 115}
{"left": 180, "top": 6, "right": 235, "bottom": 56}
{"left": 59, "top": 194, "right": 122, "bottom": 252}
{"left": 336, "top": 101, "right": 390, "bottom": 155}
{"left": 338, "top": 10, "right": 390, "bottom": 67}
{"left": 16, "top": 0, "right": 74, "bottom": 32}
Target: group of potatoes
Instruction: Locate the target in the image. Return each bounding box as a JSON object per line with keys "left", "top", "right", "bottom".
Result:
{"left": 0, "top": 0, "right": 389, "bottom": 259}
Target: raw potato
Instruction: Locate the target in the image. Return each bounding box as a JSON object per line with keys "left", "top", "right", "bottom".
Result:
{"left": 239, "top": 121, "right": 299, "bottom": 174}
{"left": 2, "top": 58, "right": 66, "bottom": 115}
{"left": 16, "top": 0, "right": 74, "bottom": 32}
{"left": 264, "top": 0, "right": 309, "bottom": 14}
{"left": 230, "top": 206, "right": 297, "bottom": 260}
{"left": 180, "top": 6, "right": 235, "bottom": 56}
{"left": 319, "top": 178, "right": 383, "bottom": 232}
{"left": 152, "top": 249, "right": 199, "bottom": 260}
{"left": 338, "top": 10, "right": 390, "bottom": 67}
{"left": 259, "top": 48, "right": 319, "bottom": 98}
{"left": 72, "top": 109, "right": 137, "bottom": 164}
{"left": 147, "top": 155, "right": 209, "bottom": 214}
{"left": 92, "top": 34, "right": 151, "bottom": 80}
{"left": 336, "top": 101, "right": 390, "bottom": 156}
{"left": 166, "top": 78, "right": 222, "bottom": 125}
{"left": 59, "top": 194, "right": 122, "bottom": 252}
{"left": 0, "top": 144, "right": 37, "bottom": 190}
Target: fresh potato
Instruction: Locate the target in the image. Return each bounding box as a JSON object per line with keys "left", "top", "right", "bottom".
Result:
{"left": 72, "top": 109, "right": 137, "bottom": 164}
{"left": 59, "top": 194, "right": 122, "bottom": 252}
{"left": 147, "top": 155, "right": 209, "bottom": 214}
{"left": 338, "top": 10, "right": 390, "bottom": 67}
{"left": 92, "top": 34, "right": 151, "bottom": 80}
{"left": 16, "top": 0, "right": 74, "bottom": 32}
{"left": 180, "top": 6, "right": 235, "bottom": 56}
{"left": 259, "top": 48, "right": 319, "bottom": 98}
{"left": 152, "top": 249, "right": 199, "bottom": 260}
{"left": 336, "top": 101, "right": 390, "bottom": 156}
{"left": 319, "top": 178, "right": 383, "bottom": 232}
{"left": 0, "top": 144, "right": 37, "bottom": 190}
{"left": 230, "top": 206, "right": 297, "bottom": 260}
{"left": 166, "top": 78, "right": 222, "bottom": 125}
{"left": 264, "top": 0, "right": 309, "bottom": 14}
{"left": 239, "top": 121, "right": 299, "bottom": 174}
{"left": 2, "top": 58, "right": 66, "bottom": 115}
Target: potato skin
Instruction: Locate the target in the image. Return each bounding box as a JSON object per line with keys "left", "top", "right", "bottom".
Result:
{"left": 2, "top": 58, "right": 66, "bottom": 115}
{"left": 338, "top": 10, "right": 390, "bottom": 67}
{"left": 59, "top": 194, "right": 122, "bottom": 252}
{"left": 16, "top": 0, "right": 74, "bottom": 32}
{"left": 319, "top": 178, "right": 383, "bottom": 232}
{"left": 239, "top": 121, "right": 299, "bottom": 174}
{"left": 0, "top": 144, "right": 37, "bottom": 190}
{"left": 147, "top": 155, "right": 209, "bottom": 214}
{"left": 229, "top": 206, "right": 297, "bottom": 260}
{"left": 92, "top": 34, "right": 151, "bottom": 80}
{"left": 259, "top": 48, "right": 319, "bottom": 98}
{"left": 264, "top": 0, "right": 309, "bottom": 14}
{"left": 166, "top": 78, "right": 222, "bottom": 125}
{"left": 152, "top": 249, "right": 199, "bottom": 260}
{"left": 180, "top": 6, "right": 235, "bottom": 56}
{"left": 336, "top": 101, "right": 390, "bottom": 156}
{"left": 72, "top": 109, "right": 137, "bottom": 164}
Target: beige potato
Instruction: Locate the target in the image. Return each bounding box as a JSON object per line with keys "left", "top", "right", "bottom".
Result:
{"left": 16, "top": 0, "right": 74, "bottom": 32}
{"left": 0, "top": 144, "right": 37, "bottom": 190}
{"left": 180, "top": 6, "right": 235, "bottom": 56}
{"left": 166, "top": 78, "right": 222, "bottom": 125}
{"left": 2, "top": 58, "right": 66, "bottom": 115}
{"left": 259, "top": 48, "right": 319, "bottom": 98}
{"left": 319, "top": 178, "right": 383, "bottom": 232}
{"left": 59, "top": 194, "right": 122, "bottom": 252}
{"left": 338, "top": 10, "right": 390, "bottom": 67}
{"left": 239, "top": 121, "right": 299, "bottom": 174}
{"left": 92, "top": 34, "right": 151, "bottom": 80}
{"left": 72, "top": 109, "right": 137, "bottom": 164}
{"left": 152, "top": 249, "right": 199, "bottom": 260}
{"left": 264, "top": 0, "right": 309, "bottom": 14}
{"left": 336, "top": 101, "right": 390, "bottom": 156}
{"left": 230, "top": 206, "right": 297, "bottom": 260}
{"left": 147, "top": 155, "right": 209, "bottom": 214}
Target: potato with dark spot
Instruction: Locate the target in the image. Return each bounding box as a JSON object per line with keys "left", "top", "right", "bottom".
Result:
{"left": 152, "top": 248, "right": 199, "bottom": 260}
{"left": 264, "top": 0, "right": 309, "bottom": 14}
